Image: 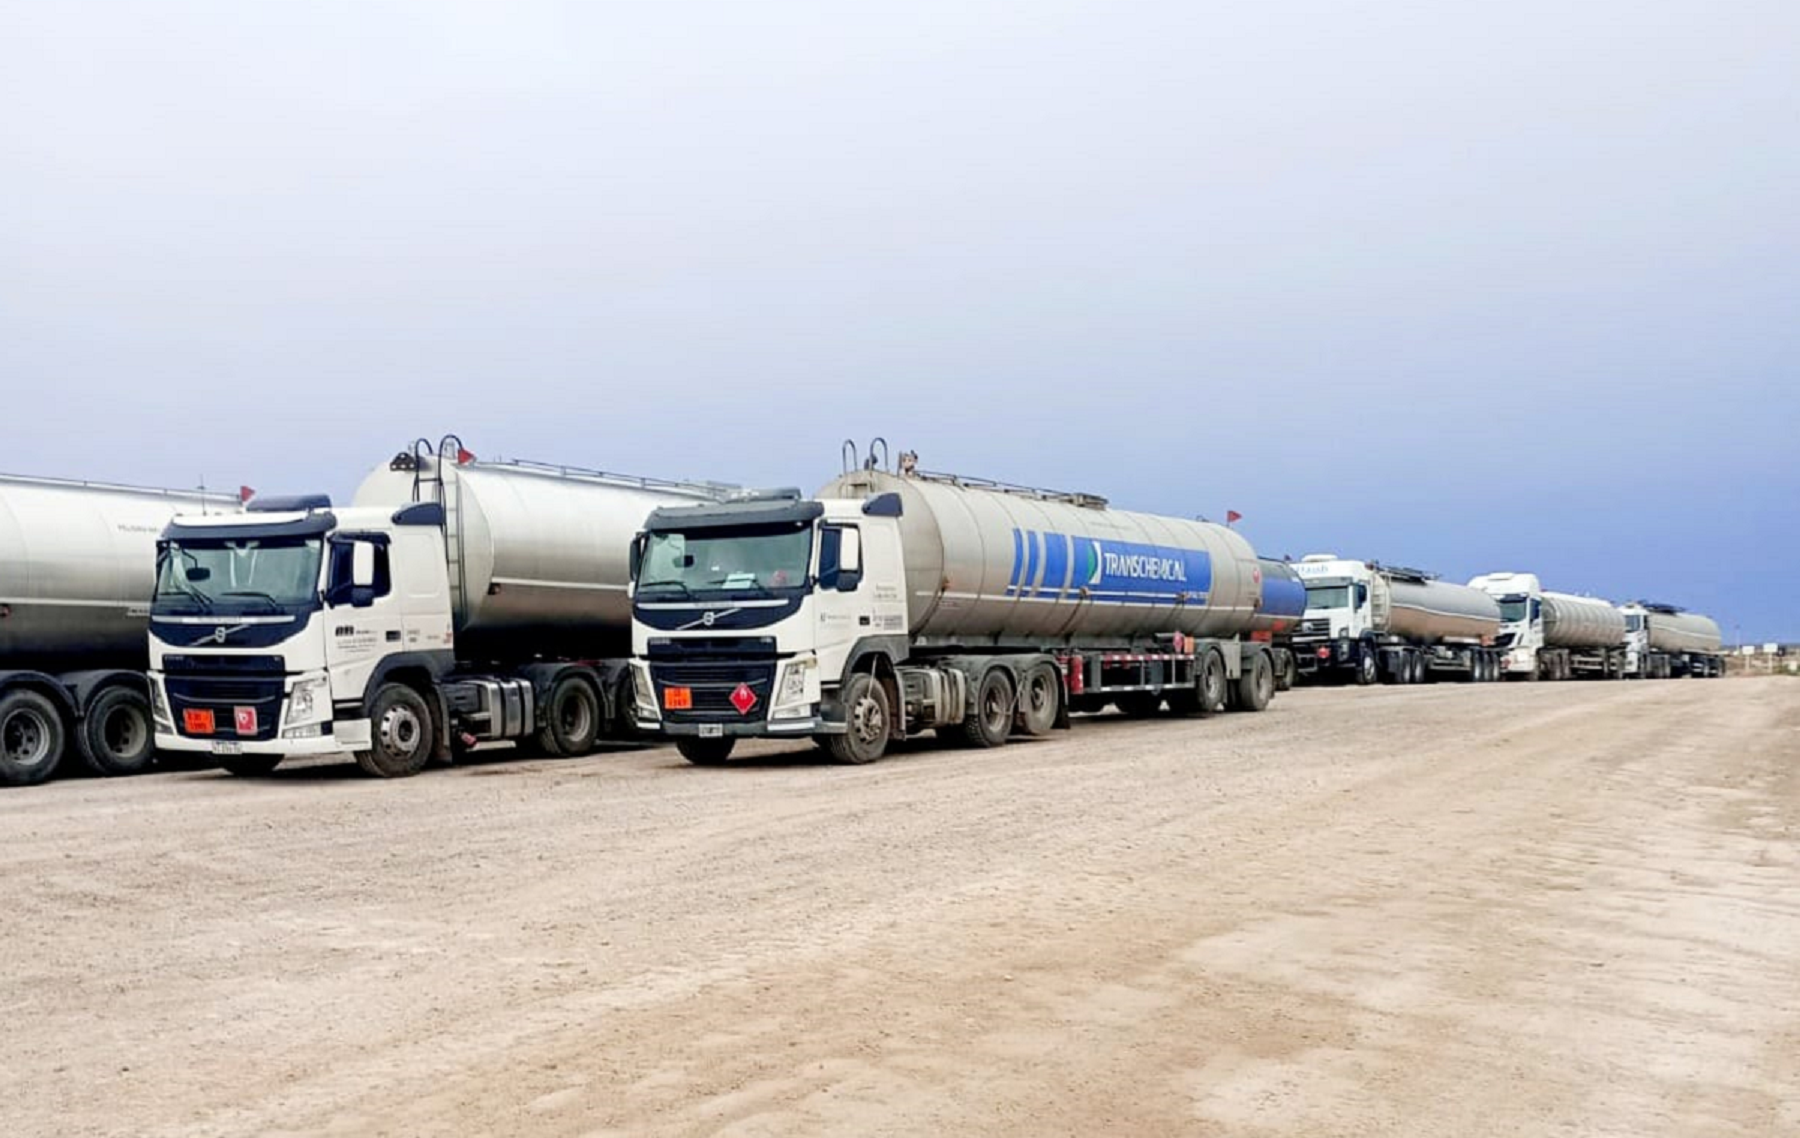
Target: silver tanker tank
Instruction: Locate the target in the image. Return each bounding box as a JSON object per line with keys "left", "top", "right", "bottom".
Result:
{"left": 1542, "top": 592, "right": 1628, "bottom": 649}
{"left": 1638, "top": 606, "right": 1723, "bottom": 654}
{"left": 1385, "top": 575, "right": 1501, "bottom": 642}
{"left": 355, "top": 448, "right": 732, "bottom": 657}
{"left": 1, "top": 473, "right": 240, "bottom": 669}
{"left": 818, "top": 468, "right": 1263, "bottom": 644}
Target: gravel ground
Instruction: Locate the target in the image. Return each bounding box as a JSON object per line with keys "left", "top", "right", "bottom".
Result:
{"left": 4, "top": 677, "right": 1796, "bottom": 1137}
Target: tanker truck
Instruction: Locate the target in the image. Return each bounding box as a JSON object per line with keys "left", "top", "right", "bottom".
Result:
{"left": 1289, "top": 556, "right": 1503, "bottom": 685}
{"left": 2, "top": 472, "right": 239, "bottom": 787}
{"left": 1619, "top": 602, "right": 1725, "bottom": 679}
{"left": 1467, "top": 572, "right": 1626, "bottom": 680}
{"left": 629, "top": 444, "right": 1281, "bottom": 766}
{"left": 147, "top": 437, "right": 732, "bottom": 778}
{"left": 1251, "top": 557, "right": 1306, "bottom": 692}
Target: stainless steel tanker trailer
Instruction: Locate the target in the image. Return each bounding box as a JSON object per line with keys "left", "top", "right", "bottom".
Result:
{"left": 1, "top": 472, "right": 239, "bottom": 787}
{"left": 1619, "top": 602, "right": 1725, "bottom": 678}
{"left": 148, "top": 436, "right": 732, "bottom": 778}
{"left": 1468, "top": 572, "right": 1627, "bottom": 680}
{"left": 629, "top": 443, "right": 1283, "bottom": 766}
{"left": 1290, "top": 556, "right": 1504, "bottom": 685}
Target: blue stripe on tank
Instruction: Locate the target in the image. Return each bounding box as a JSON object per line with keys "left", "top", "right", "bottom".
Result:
{"left": 1023, "top": 530, "right": 1041, "bottom": 595}
{"left": 1040, "top": 531, "right": 1069, "bottom": 597}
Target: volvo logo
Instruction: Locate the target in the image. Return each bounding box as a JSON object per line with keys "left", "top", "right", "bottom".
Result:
{"left": 194, "top": 623, "right": 247, "bottom": 646}
{"left": 702, "top": 611, "right": 717, "bottom": 627}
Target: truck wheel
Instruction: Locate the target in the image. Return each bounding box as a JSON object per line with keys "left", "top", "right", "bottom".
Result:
{"left": 538, "top": 676, "right": 601, "bottom": 758}
{"left": 961, "top": 669, "right": 1014, "bottom": 748}
{"left": 1199, "top": 650, "right": 1228, "bottom": 714}
{"left": 1115, "top": 693, "right": 1163, "bottom": 718}
{"left": 1016, "top": 663, "right": 1060, "bottom": 737}
{"left": 76, "top": 687, "right": 156, "bottom": 777}
{"left": 1235, "top": 652, "right": 1274, "bottom": 712}
{"left": 0, "top": 690, "right": 65, "bottom": 788}
{"left": 828, "top": 672, "right": 891, "bottom": 763}
{"left": 1275, "top": 652, "right": 1297, "bottom": 692}
{"left": 676, "top": 737, "right": 736, "bottom": 765}
{"left": 354, "top": 684, "right": 435, "bottom": 778}
{"left": 1355, "top": 652, "right": 1378, "bottom": 686}
{"left": 220, "top": 755, "right": 284, "bottom": 777}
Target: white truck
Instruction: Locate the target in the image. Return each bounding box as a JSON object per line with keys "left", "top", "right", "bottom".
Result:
{"left": 630, "top": 444, "right": 1282, "bottom": 766}
{"left": 148, "top": 437, "right": 730, "bottom": 777}
{"left": 1468, "top": 572, "right": 1626, "bottom": 680}
{"left": 1619, "top": 602, "right": 1725, "bottom": 679}
{"left": 2, "top": 472, "right": 239, "bottom": 787}
{"left": 1290, "top": 556, "right": 1504, "bottom": 685}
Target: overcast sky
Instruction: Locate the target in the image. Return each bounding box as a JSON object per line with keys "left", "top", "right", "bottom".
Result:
{"left": 3, "top": 1, "right": 1796, "bottom": 639}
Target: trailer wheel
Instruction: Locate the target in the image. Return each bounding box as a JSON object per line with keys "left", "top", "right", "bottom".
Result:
{"left": 1235, "top": 652, "right": 1274, "bottom": 712}
{"left": 220, "top": 755, "right": 284, "bottom": 777}
{"left": 76, "top": 687, "right": 156, "bottom": 777}
{"left": 1199, "top": 650, "right": 1229, "bottom": 714}
{"left": 0, "top": 689, "right": 65, "bottom": 788}
{"left": 1115, "top": 693, "right": 1163, "bottom": 718}
{"left": 354, "top": 684, "right": 435, "bottom": 778}
{"left": 961, "top": 669, "right": 1014, "bottom": 748}
{"left": 1355, "top": 652, "right": 1378, "bottom": 686}
{"left": 1275, "top": 651, "right": 1297, "bottom": 693}
{"left": 676, "top": 737, "right": 736, "bottom": 765}
{"left": 827, "top": 672, "right": 891, "bottom": 763}
{"left": 1016, "top": 663, "right": 1060, "bottom": 737}
{"left": 538, "top": 676, "right": 601, "bottom": 758}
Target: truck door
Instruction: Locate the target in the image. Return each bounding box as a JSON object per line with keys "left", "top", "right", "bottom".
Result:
{"left": 323, "top": 534, "right": 405, "bottom": 707}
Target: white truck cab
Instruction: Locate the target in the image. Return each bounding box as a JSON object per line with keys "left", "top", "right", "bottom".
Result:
{"left": 1292, "top": 555, "right": 1383, "bottom": 640}
{"left": 629, "top": 490, "right": 910, "bottom": 761}
{"left": 148, "top": 496, "right": 453, "bottom": 775}
{"left": 1467, "top": 571, "right": 1543, "bottom": 676}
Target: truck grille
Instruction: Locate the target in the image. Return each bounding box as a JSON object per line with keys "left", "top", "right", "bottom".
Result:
{"left": 163, "top": 655, "right": 285, "bottom": 741}
{"left": 650, "top": 660, "right": 777, "bottom": 722}
{"left": 1295, "top": 618, "right": 1331, "bottom": 639}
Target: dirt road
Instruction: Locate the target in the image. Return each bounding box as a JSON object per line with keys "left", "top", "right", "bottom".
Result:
{"left": 4, "top": 678, "right": 1796, "bottom": 1137}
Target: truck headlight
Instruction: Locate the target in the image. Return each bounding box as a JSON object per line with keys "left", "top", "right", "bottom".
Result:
{"left": 632, "top": 661, "right": 659, "bottom": 720}
{"left": 287, "top": 677, "right": 328, "bottom": 726}
{"left": 771, "top": 655, "right": 817, "bottom": 720}
{"left": 149, "top": 677, "right": 172, "bottom": 730}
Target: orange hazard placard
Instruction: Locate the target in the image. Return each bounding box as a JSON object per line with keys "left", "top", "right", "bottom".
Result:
{"left": 662, "top": 687, "right": 693, "bottom": 711}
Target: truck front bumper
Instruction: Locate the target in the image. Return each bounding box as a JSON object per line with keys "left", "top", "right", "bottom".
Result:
{"left": 156, "top": 717, "right": 373, "bottom": 758}
{"left": 640, "top": 715, "right": 828, "bottom": 738}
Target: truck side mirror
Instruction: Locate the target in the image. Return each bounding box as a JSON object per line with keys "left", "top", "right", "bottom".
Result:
{"left": 838, "top": 529, "right": 862, "bottom": 576}
{"left": 819, "top": 526, "right": 862, "bottom": 592}
{"left": 629, "top": 534, "right": 646, "bottom": 582}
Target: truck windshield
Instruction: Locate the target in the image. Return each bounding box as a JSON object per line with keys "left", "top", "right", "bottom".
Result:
{"left": 637, "top": 524, "right": 813, "bottom": 597}
{"left": 154, "top": 538, "right": 324, "bottom": 614}
{"left": 1497, "top": 598, "right": 1530, "bottom": 623}
{"left": 1304, "top": 585, "right": 1351, "bottom": 611}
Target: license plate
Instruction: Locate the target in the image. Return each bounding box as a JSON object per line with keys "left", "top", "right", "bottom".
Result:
{"left": 663, "top": 686, "right": 693, "bottom": 710}
{"left": 184, "top": 708, "right": 215, "bottom": 735}
{"left": 698, "top": 724, "right": 724, "bottom": 738}
{"left": 211, "top": 741, "right": 244, "bottom": 755}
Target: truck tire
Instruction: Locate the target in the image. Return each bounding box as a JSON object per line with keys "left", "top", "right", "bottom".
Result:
{"left": 1355, "top": 652, "right": 1378, "bottom": 686}
{"left": 961, "top": 669, "right": 1014, "bottom": 748}
{"left": 1115, "top": 693, "right": 1163, "bottom": 718}
{"left": 537, "top": 675, "right": 600, "bottom": 758}
{"left": 1198, "top": 650, "right": 1228, "bottom": 714}
{"left": 1015, "top": 663, "right": 1060, "bottom": 737}
{"left": 0, "top": 689, "right": 65, "bottom": 788}
{"left": 827, "top": 672, "right": 892, "bottom": 764}
{"left": 354, "top": 684, "right": 435, "bottom": 778}
{"left": 75, "top": 686, "right": 156, "bottom": 777}
{"left": 1235, "top": 652, "right": 1274, "bottom": 712}
{"left": 1275, "top": 651, "right": 1297, "bottom": 692}
{"left": 676, "top": 737, "right": 736, "bottom": 765}
{"left": 220, "top": 755, "right": 284, "bottom": 777}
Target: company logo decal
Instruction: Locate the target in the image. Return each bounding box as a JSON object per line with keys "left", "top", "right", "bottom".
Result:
{"left": 1007, "top": 529, "right": 1212, "bottom": 605}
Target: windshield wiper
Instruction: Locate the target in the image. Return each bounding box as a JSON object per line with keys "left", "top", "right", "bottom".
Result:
{"left": 636, "top": 581, "right": 695, "bottom": 600}
{"left": 701, "top": 577, "right": 777, "bottom": 598}
{"left": 222, "top": 590, "right": 284, "bottom": 612}
{"left": 156, "top": 586, "right": 213, "bottom": 613}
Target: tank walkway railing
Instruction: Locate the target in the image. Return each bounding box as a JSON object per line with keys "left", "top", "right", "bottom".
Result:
{"left": 0, "top": 472, "right": 240, "bottom": 510}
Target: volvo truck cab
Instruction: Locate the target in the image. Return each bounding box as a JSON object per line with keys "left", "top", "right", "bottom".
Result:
{"left": 629, "top": 490, "right": 909, "bottom": 764}
{"left": 148, "top": 496, "right": 453, "bottom": 776}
